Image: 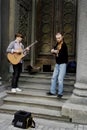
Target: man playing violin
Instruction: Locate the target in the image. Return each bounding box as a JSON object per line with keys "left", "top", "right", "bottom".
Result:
{"left": 47, "top": 32, "right": 68, "bottom": 98}
{"left": 6, "top": 33, "right": 29, "bottom": 92}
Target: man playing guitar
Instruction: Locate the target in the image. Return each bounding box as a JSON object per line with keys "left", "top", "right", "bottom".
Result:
{"left": 6, "top": 33, "right": 29, "bottom": 93}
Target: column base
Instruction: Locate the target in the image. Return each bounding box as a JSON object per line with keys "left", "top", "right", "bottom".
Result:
{"left": 62, "top": 94, "right": 87, "bottom": 124}
{"left": 73, "top": 82, "right": 87, "bottom": 97}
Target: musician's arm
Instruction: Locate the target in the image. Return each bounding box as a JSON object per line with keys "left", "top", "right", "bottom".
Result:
{"left": 51, "top": 48, "right": 58, "bottom": 55}
{"left": 51, "top": 43, "right": 59, "bottom": 56}
{"left": 6, "top": 42, "right": 15, "bottom": 53}
{"left": 6, "top": 42, "right": 24, "bottom": 53}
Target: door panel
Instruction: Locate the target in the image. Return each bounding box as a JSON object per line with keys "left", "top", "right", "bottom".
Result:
{"left": 37, "top": 0, "right": 54, "bottom": 54}
{"left": 36, "top": 0, "right": 77, "bottom": 66}
{"left": 62, "top": 0, "right": 77, "bottom": 59}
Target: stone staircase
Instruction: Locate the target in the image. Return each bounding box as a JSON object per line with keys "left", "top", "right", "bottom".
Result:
{"left": 0, "top": 72, "right": 76, "bottom": 122}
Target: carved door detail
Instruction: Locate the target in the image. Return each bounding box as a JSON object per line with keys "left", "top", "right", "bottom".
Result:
{"left": 37, "top": 0, "right": 54, "bottom": 55}
{"left": 36, "top": 0, "right": 77, "bottom": 64}
{"left": 17, "top": 0, "right": 32, "bottom": 46}
{"left": 62, "top": 0, "right": 77, "bottom": 60}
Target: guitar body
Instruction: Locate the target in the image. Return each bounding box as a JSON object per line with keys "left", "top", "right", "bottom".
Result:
{"left": 7, "top": 52, "right": 25, "bottom": 65}
{"left": 7, "top": 41, "right": 38, "bottom": 65}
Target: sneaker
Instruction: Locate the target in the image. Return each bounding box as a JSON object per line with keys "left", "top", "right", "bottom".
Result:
{"left": 11, "top": 88, "right": 16, "bottom": 93}
{"left": 16, "top": 88, "right": 22, "bottom": 92}
{"left": 46, "top": 92, "right": 56, "bottom": 96}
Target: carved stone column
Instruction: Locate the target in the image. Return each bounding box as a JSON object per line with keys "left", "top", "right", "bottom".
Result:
{"left": 0, "top": 0, "right": 1, "bottom": 72}
{"left": 0, "top": 4, "right": 2, "bottom": 84}
{"left": 8, "top": 0, "right": 16, "bottom": 73}
{"left": 62, "top": 0, "right": 87, "bottom": 124}
{"left": 30, "top": 0, "right": 36, "bottom": 66}
{"left": 9, "top": 0, "right": 16, "bottom": 41}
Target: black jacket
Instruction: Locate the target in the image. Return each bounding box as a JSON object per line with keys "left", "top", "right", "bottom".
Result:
{"left": 54, "top": 42, "right": 68, "bottom": 64}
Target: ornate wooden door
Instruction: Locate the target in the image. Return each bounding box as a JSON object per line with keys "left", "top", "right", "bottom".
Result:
{"left": 36, "top": 0, "right": 77, "bottom": 67}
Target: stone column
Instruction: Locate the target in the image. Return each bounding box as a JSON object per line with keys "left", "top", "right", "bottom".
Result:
{"left": 0, "top": 0, "right": 1, "bottom": 69}
{"left": 8, "top": 0, "right": 16, "bottom": 73}
{"left": 9, "top": 0, "right": 19, "bottom": 72}
{"left": 9, "top": 0, "right": 16, "bottom": 41}
{"left": 30, "top": 0, "right": 36, "bottom": 66}
{"left": 0, "top": 0, "right": 2, "bottom": 84}
{"left": 73, "top": 0, "right": 87, "bottom": 97}
{"left": 1, "top": 0, "right": 9, "bottom": 78}
{"left": 62, "top": 0, "right": 87, "bottom": 124}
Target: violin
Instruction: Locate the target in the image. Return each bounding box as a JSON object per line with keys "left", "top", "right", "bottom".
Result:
{"left": 51, "top": 42, "right": 63, "bottom": 57}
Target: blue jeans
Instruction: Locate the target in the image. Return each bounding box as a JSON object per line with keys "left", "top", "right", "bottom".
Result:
{"left": 50, "top": 63, "right": 67, "bottom": 95}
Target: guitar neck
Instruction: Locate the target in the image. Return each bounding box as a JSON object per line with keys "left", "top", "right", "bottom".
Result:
{"left": 28, "top": 40, "right": 38, "bottom": 48}
{"left": 24, "top": 40, "right": 38, "bottom": 52}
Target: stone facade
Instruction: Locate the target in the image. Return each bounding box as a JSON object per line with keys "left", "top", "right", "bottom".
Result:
{"left": 62, "top": 0, "right": 87, "bottom": 124}
{"left": 0, "top": 0, "right": 1, "bottom": 70}
{"left": 0, "top": 0, "right": 77, "bottom": 77}
{"left": 1, "top": 0, "right": 87, "bottom": 124}
{"left": 0, "top": 0, "right": 32, "bottom": 78}
{"left": 0, "top": 0, "right": 10, "bottom": 79}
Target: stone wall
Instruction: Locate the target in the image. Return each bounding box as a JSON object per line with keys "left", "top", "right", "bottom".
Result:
{"left": 1, "top": 0, "right": 10, "bottom": 79}
{"left": 0, "top": 0, "right": 32, "bottom": 79}
{"left": 0, "top": 0, "right": 1, "bottom": 70}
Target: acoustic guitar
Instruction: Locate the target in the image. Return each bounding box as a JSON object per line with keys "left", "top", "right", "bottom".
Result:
{"left": 7, "top": 40, "right": 38, "bottom": 65}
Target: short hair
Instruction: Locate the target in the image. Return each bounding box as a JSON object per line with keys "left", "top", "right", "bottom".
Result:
{"left": 15, "top": 33, "right": 23, "bottom": 38}
{"left": 56, "top": 32, "right": 63, "bottom": 37}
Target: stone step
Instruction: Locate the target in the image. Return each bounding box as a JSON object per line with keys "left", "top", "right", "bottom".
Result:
{"left": 6, "top": 90, "right": 71, "bottom": 101}
{"left": 0, "top": 72, "right": 75, "bottom": 123}
{"left": 19, "top": 73, "right": 75, "bottom": 86}
{"left": 0, "top": 90, "right": 71, "bottom": 122}
{"left": 21, "top": 72, "right": 76, "bottom": 81}
{"left": 18, "top": 82, "right": 74, "bottom": 93}
{"left": 0, "top": 85, "right": 5, "bottom": 92}
{"left": 0, "top": 104, "right": 70, "bottom": 122}
{"left": 19, "top": 78, "right": 75, "bottom": 86}
{"left": 3, "top": 96, "right": 63, "bottom": 111}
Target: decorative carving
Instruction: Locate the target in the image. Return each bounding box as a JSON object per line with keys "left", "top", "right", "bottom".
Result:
{"left": 36, "top": 0, "right": 77, "bottom": 66}
{"left": 62, "top": 0, "right": 77, "bottom": 55}
{"left": 17, "top": 0, "right": 32, "bottom": 46}
{"left": 37, "top": 0, "right": 54, "bottom": 54}
{"left": 17, "top": 0, "right": 31, "bottom": 11}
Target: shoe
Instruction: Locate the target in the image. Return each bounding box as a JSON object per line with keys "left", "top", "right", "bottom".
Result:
{"left": 57, "top": 94, "right": 63, "bottom": 98}
{"left": 16, "top": 88, "right": 22, "bottom": 92}
{"left": 11, "top": 88, "right": 16, "bottom": 93}
{"left": 47, "top": 92, "right": 55, "bottom": 95}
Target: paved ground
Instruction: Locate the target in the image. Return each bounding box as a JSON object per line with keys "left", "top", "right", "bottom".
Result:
{"left": 0, "top": 113, "right": 87, "bottom": 130}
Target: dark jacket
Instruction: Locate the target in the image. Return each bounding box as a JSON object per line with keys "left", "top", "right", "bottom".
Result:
{"left": 54, "top": 42, "right": 68, "bottom": 64}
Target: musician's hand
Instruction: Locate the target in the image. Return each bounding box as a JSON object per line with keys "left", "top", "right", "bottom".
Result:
{"left": 54, "top": 50, "right": 58, "bottom": 54}
{"left": 51, "top": 49, "right": 58, "bottom": 56}
{"left": 51, "top": 49, "right": 58, "bottom": 54}
{"left": 26, "top": 47, "right": 30, "bottom": 51}
{"left": 51, "top": 49, "right": 55, "bottom": 53}
{"left": 14, "top": 50, "right": 22, "bottom": 53}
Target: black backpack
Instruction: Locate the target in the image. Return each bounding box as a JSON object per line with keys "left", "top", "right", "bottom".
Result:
{"left": 12, "top": 110, "right": 35, "bottom": 129}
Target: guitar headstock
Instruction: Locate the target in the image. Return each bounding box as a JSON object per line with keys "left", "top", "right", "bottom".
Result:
{"left": 35, "top": 40, "right": 38, "bottom": 43}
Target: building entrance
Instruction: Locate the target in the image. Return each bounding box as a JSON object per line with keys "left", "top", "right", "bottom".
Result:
{"left": 35, "top": 0, "right": 77, "bottom": 68}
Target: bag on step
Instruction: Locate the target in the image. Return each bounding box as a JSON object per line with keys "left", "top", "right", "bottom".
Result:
{"left": 12, "top": 110, "right": 35, "bottom": 129}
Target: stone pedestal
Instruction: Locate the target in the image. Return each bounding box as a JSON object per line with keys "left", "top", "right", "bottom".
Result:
{"left": 62, "top": 0, "right": 87, "bottom": 124}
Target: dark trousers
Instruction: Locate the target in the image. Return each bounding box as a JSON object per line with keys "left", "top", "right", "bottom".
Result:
{"left": 11, "top": 63, "right": 22, "bottom": 88}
